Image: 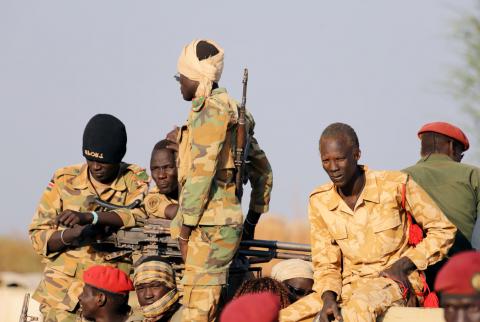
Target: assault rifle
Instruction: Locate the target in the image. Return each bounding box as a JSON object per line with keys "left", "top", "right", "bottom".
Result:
{"left": 235, "top": 68, "right": 249, "bottom": 201}
{"left": 19, "top": 293, "right": 38, "bottom": 322}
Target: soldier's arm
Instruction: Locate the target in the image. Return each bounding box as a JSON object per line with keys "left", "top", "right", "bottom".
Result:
{"left": 472, "top": 168, "right": 480, "bottom": 249}
{"left": 179, "top": 105, "right": 229, "bottom": 227}
{"left": 246, "top": 135, "right": 273, "bottom": 215}
{"left": 29, "top": 174, "right": 66, "bottom": 258}
{"left": 402, "top": 178, "right": 457, "bottom": 270}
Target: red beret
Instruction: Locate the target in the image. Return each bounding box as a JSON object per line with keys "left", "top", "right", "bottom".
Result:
{"left": 220, "top": 292, "right": 280, "bottom": 322}
{"left": 435, "top": 251, "right": 480, "bottom": 295}
{"left": 418, "top": 121, "right": 469, "bottom": 151}
{"left": 83, "top": 265, "right": 134, "bottom": 295}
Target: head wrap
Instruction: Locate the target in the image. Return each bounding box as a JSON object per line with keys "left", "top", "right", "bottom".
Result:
{"left": 220, "top": 292, "right": 280, "bottom": 322}
{"left": 418, "top": 121, "right": 469, "bottom": 151}
{"left": 83, "top": 114, "right": 127, "bottom": 163}
{"left": 435, "top": 251, "right": 480, "bottom": 295}
{"left": 134, "top": 259, "right": 179, "bottom": 322}
{"left": 270, "top": 259, "right": 314, "bottom": 282}
{"left": 177, "top": 39, "right": 224, "bottom": 98}
{"left": 83, "top": 265, "right": 133, "bottom": 295}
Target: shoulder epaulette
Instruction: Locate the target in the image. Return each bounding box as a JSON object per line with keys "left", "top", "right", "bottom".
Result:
{"left": 309, "top": 183, "right": 334, "bottom": 198}
{"left": 126, "top": 164, "right": 149, "bottom": 182}
{"left": 53, "top": 164, "right": 83, "bottom": 180}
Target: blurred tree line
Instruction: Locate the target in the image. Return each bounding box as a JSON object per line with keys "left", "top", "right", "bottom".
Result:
{"left": 451, "top": 5, "right": 480, "bottom": 153}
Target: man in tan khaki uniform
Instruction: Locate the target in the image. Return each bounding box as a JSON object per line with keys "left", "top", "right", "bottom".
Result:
{"left": 29, "top": 114, "right": 148, "bottom": 322}
{"left": 144, "top": 139, "right": 179, "bottom": 220}
{"left": 280, "top": 122, "right": 456, "bottom": 322}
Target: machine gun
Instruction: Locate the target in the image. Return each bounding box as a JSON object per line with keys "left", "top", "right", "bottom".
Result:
{"left": 19, "top": 293, "right": 38, "bottom": 322}
{"left": 90, "top": 199, "right": 311, "bottom": 275}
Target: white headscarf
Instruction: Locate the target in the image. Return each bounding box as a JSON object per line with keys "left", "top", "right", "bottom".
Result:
{"left": 271, "top": 259, "right": 314, "bottom": 282}
{"left": 177, "top": 39, "right": 224, "bottom": 98}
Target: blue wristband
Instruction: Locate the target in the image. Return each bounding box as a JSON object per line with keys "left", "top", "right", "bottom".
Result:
{"left": 91, "top": 211, "right": 99, "bottom": 225}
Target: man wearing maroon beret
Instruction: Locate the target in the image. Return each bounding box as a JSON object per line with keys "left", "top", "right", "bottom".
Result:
{"left": 78, "top": 265, "right": 134, "bottom": 322}
{"left": 435, "top": 251, "right": 480, "bottom": 322}
{"left": 403, "top": 121, "right": 480, "bottom": 289}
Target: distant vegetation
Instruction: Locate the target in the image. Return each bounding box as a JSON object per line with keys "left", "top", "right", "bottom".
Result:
{"left": 0, "top": 236, "right": 43, "bottom": 273}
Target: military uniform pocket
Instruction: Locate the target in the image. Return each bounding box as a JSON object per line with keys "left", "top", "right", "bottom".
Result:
{"left": 372, "top": 213, "right": 403, "bottom": 255}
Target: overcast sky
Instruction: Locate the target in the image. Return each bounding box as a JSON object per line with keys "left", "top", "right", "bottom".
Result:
{"left": 0, "top": 0, "right": 476, "bottom": 237}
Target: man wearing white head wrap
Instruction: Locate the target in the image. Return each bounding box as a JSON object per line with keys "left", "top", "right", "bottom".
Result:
{"left": 177, "top": 39, "right": 224, "bottom": 99}
{"left": 168, "top": 39, "right": 273, "bottom": 322}
{"left": 271, "top": 259, "right": 314, "bottom": 304}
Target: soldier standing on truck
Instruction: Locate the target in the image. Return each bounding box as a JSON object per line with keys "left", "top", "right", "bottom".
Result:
{"left": 171, "top": 39, "right": 273, "bottom": 321}
{"left": 29, "top": 114, "right": 148, "bottom": 322}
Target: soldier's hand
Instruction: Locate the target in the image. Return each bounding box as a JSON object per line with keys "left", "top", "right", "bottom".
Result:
{"left": 178, "top": 224, "right": 193, "bottom": 262}
{"left": 242, "top": 210, "right": 260, "bottom": 240}
{"left": 380, "top": 256, "right": 418, "bottom": 307}
{"left": 315, "top": 291, "right": 342, "bottom": 322}
{"left": 56, "top": 210, "right": 93, "bottom": 228}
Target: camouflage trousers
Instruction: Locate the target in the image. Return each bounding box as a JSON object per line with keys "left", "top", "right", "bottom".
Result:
{"left": 280, "top": 277, "right": 405, "bottom": 322}
{"left": 181, "top": 224, "right": 242, "bottom": 322}
{"left": 39, "top": 303, "right": 80, "bottom": 322}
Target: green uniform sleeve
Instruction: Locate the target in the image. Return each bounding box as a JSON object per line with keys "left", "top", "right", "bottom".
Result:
{"left": 179, "top": 105, "right": 229, "bottom": 226}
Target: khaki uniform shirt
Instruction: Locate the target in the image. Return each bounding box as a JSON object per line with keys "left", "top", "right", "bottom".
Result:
{"left": 144, "top": 186, "right": 178, "bottom": 219}
{"left": 281, "top": 167, "right": 456, "bottom": 321}
{"left": 177, "top": 88, "right": 273, "bottom": 227}
{"left": 309, "top": 167, "right": 455, "bottom": 297}
{"left": 29, "top": 163, "right": 149, "bottom": 311}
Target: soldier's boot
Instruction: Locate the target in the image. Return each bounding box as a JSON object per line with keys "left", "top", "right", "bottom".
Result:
{"left": 181, "top": 285, "right": 223, "bottom": 322}
{"left": 39, "top": 304, "right": 79, "bottom": 322}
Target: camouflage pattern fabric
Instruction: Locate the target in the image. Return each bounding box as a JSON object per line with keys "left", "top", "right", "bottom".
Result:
{"left": 280, "top": 166, "right": 456, "bottom": 322}
{"left": 39, "top": 303, "right": 81, "bottom": 322}
{"left": 144, "top": 186, "right": 178, "bottom": 219}
{"left": 180, "top": 225, "right": 241, "bottom": 321}
{"left": 176, "top": 87, "right": 272, "bottom": 227}
{"left": 175, "top": 87, "right": 271, "bottom": 321}
{"left": 29, "top": 163, "right": 148, "bottom": 319}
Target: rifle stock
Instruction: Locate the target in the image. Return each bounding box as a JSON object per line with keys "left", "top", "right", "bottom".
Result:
{"left": 235, "top": 68, "right": 248, "bottom": 201}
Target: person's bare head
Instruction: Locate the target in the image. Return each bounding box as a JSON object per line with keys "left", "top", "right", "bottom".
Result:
{"left": 420, "top": 132, "right": 465, "bottom": 162}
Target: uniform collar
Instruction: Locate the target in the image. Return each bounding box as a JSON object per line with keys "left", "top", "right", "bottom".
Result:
{"left": 418, "top": 153, "right": 454, "bottom": 163}
{"left": 72, "top": 163, "right": 127, "bottom": 191}
{"left": 326, "top": 165, "right": 379, "bottom": 211}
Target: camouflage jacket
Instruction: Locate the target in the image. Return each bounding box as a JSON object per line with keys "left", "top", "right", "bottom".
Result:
{"left": 177, "top": 88, "right": 273, "bottom": 226}
{"left": 29, "top": 163, "right": 148, "bottom": 311}
{"left": 281, "top": 167, "right": 456, "bottom": 321}
{"left": 144, "top": 186, "right": 178, "bottom": 219}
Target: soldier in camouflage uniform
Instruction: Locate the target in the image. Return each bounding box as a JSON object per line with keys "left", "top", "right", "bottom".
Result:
{"left": 144, "top": 140, "right": 179, "bottom": 220}
{"left": 280, "top": 123, "right": 456, "bottom": 322}
{"left": 171, "top": 39, "right": 273, "bottom": 321}
{"left": 29, "top": 114, "right": 148, "bottom": 322}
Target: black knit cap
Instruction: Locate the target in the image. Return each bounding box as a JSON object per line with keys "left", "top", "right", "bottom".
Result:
{"left": 82, "top": 114, "right": 127, "bottom": 163}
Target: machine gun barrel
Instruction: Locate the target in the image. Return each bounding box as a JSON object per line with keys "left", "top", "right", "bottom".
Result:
{"left": 240, "top": 239, "right": 311, "bottom": 252}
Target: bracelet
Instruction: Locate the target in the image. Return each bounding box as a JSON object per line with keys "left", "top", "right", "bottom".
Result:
{"left": 245, "top": 217, "right": 257, "bottom": 226}
{"left": 178, "top": 235, "right": 189, "bottom": 242}
{"left": 91, "top": 211, "right": 99, "bottom": 225}
{"left": 60, "top": 229, "right": 72, "bottom": 246}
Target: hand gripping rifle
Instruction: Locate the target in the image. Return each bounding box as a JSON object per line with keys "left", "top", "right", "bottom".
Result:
{"left": 19, "top": 293, "right": 38, "bottom": 322}
{"left": 235, "top": 68, "right": 249, "bottom": 201}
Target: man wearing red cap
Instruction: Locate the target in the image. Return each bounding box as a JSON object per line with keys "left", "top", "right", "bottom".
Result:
{"left": 403, "top": 121, "right": 480, "bottom": 289}
{"left": 435, "top": 251, "right": 480, "bottom": 322}
{"left": 79, "top": 265, "right": 134, "bottom": 322}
